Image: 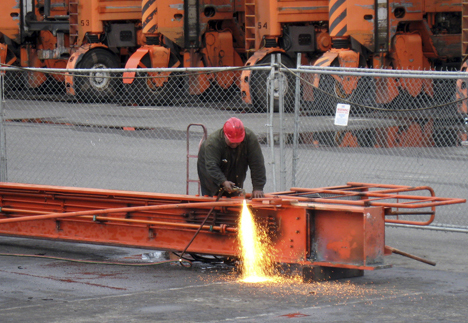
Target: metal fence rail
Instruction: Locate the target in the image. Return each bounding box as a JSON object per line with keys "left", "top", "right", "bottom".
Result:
{"left": 0, "top": 63, "right": 466, "bottom": 232}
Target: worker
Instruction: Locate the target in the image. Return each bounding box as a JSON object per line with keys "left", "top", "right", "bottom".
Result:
{"left": 197, "top": 117, "right": 266, "bottom": 198}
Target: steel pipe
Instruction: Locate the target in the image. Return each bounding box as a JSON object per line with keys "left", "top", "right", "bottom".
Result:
{"left": 0, "top": 208, "right": 237, "bottom": 232}
{"left": 0, "top": 200, "right": 243, "bottom": 224}
{"left": 80, "top": 215, "right": 238, "bottom": 233}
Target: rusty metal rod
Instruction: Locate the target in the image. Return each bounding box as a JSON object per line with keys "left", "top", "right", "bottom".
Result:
{"left": 1, "top": 207, "right": 46, "bottom": 215}
{"left": 386, "top": 246, "right": 436, "bottom": 266}
{"left": 278, "top": 193, "right": 464, "bottom": 209}
{"left": 387, "top": 211, "right": 435, "bottom": 215}
{"left": 0, "top": 200, "right": 243, "bottom": 224}
{"left": 289, "top": 184, "right": 464, "bottom": 204}
{"left": 0, "top": 207, "right": 238, "bottom": 232}
{"left": 80, "top": 215, "right": 238, "bottom": 233}
{"left": 383, "top": 218, "right": 435, "bottom": 226}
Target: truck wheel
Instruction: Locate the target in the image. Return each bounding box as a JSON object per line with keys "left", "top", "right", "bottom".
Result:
{"left": 433, "top": 129, "right": 459, "bottom": 147}
{"left": 128, "top": 53, "right": 181, "bottom": 106}
{"left": 75, "top": 48, "right": 119, "bottom": 103}
{"left": 313, "top": 74, "right": 338, "bottom": 115}
{"left": 250, "top": 53, "right": 295, "bottom": 113}
{"left": 197, "top": 83, "right": 238, "bottom": 104}
{"left": 4, "top": 69, "right": 23, "bottom": 99}
{"left": 356, "top": 129, "right": 377, "bottom": 147}
{"left": 313, "top": 74, "right": 373, "bottom": 116}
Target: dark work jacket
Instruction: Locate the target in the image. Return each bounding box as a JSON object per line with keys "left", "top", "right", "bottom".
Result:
{"left": 197, "top": 127, "right": 266, "bottom": 197}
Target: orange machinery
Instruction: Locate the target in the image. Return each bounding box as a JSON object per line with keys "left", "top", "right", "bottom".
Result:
{"left": 0, "top": 182, "right": 464, "bottom": 281}
{"left": 123, "top": 0, "right": 330, "bottom": 109}
{"left": 240, "top": 0, "right": 462, "bottom": 109}
{"left": 307, "top": 0, "right": 461, "bottom": 97}
{"left": 0, "top": 1, "right": 464, "bottom": 110}
{"left": 0, "top": 0, "right": 143, "bottom": 100}
{"left": 123, "top": 0, "right": 246, "bottom": 105}
{"left": 119, "top": 0, "right": 464, "bottom": 115}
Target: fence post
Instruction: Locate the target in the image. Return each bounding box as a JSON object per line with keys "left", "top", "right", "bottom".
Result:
{"left": 292, "top": 53, "right": 301, "bottom": 187}
{"left": 277, "top": 53, "right": 286, "bottom": 191}
{"left": 0, "top": 72, "right": 7, "bottom": 181}
{"left": 268, "top": 55, "right": 277, "bottom": 191}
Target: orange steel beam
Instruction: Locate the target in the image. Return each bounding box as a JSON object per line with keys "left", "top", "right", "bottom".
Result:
{"left": 0, "top": 182, "right": 465, "bottom": 272}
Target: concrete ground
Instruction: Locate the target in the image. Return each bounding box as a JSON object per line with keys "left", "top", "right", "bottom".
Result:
{"left": 0, "top": 226, "right": 467, "bottom": 323}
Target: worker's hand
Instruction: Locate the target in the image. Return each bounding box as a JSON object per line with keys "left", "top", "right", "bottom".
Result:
{"left": 222, "top": 181, "right": 236, "bottom": 193}
{"left": 252, "top": 190, "right": 264, "bottom": 198}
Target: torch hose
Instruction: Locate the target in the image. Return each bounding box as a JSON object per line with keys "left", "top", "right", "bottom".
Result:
{"left": 178, "top": 188, "right": 225, "bottom": 266}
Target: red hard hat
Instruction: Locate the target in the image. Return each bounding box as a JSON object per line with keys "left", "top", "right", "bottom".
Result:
{"left": 223, "top": 117, "right": 245, "bottom": 143}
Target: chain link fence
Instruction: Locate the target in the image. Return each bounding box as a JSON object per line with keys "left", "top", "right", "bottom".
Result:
{"left": 0, "top": 60, "right": 467, "bottom": 231}
{"left": 292, "top": 63, "right": 468, "bottom": 232}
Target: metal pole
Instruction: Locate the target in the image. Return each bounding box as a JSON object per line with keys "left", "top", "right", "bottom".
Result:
{"left": 0, "top": 72, "right": 7, "bottom": 182}
{"left": 292, "top": 53, "right": 301, "bottom": 187}
{"left": 278, "top": 54, "right": 286, "bottom": 191}
{"left": 0, "top": 200, "right": 244, "bottom": 224}
{"left": 268, "top": 55, "right": 277, "bottom": 191}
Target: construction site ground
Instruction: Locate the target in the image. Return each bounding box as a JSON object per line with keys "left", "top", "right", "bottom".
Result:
{"left": 1, "top": 102, "right": 467, "bottom": 321}
{"left": 1, "top": 227, "right": 467, "bottom": 323}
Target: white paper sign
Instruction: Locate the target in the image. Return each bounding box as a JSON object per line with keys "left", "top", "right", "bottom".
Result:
{"left": 334, "top": 103, "right": 350, "bottom": 126}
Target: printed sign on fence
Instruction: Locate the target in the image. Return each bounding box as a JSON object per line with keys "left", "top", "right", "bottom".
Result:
{"left": 334, "top": 103, "right": 350, "bottom": 126}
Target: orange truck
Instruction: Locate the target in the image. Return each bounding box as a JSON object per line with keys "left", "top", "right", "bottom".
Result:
{"left": 0, "top": 0, "right": 143, "bottom": 101}
{"left": 0, "top": 0, "right": 465, "bottom": 111}
{"left": 238, "top": 0, "right": 462, "bottom": 112}
{"left": 123, "top": 0, "right": 247, "bottom": 105}
{"left": 123, "top": 0, "right": 463, "bottom": 112}
{"left": 123, "top": 0, "right": 331, "bottom": 109}
{"left": 305, "top": 0, "right": 462, "bottom": 114}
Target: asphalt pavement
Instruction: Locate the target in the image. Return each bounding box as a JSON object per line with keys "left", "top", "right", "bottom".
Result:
{"left": 2, "top": 101, "right": 468, "bottom": 322}
{"left": 0, "top": 226, "right": 467, "bottom": 323}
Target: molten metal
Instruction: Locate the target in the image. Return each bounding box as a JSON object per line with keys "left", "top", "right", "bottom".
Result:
{"left": 239, "top": 200, "right": 274, "bottom": 283}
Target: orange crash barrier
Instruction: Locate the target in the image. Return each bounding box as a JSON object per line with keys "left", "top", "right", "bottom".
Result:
{"left": 0, "top": 182, "right": 464, "bottom": 280}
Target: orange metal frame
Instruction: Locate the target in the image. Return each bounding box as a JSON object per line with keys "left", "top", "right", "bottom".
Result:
{"left": 0, "top": 182, "right": 464, "bottom": 271}
{"left": 186, "top": 124, "right": 208, "bottom": 195}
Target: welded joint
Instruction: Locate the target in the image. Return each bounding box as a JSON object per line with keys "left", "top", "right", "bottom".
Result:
{"left": 92, "top": 215, "right": 104, "bottom": 223}
{"left": 219, "top": 224, "right": 227, "bottom": 234}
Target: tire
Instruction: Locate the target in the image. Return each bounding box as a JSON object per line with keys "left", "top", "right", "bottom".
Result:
{"left": 433, "top": 128, "right": 459, "bottom": 147}
{"left": 352, "top": 76, "right": 376, "bottom": 115}
{"left": 249, "top": 53, "right": 295, "bottom": 113}
{"left": 313, "top": 74, "right": 376, "bottom": 116}
{"left": 74, "top": 48, "right": 120, "bottom": 103}
{"left": 4, "top": 69, "right": 24, "bottom": 99}
{"left": 355, "top": 129, "right": 377, "bottom": 147}
{"left": 3, "top": 48, "right": 24, "bottom": 98}
{"left": 313, "top": 74, "right": 340, "bottom": 115}
{"left": 378, "top": 89, "right": 413, "bottom": 111}
{"left": 127, "top": 53, "right": 181, "bottom": 106}
{"left": 197, "top": 83, "right": 238, "bottom": 103}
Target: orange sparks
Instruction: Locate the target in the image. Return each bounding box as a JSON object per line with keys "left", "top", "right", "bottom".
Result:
{"left": 238, "top": 200, "right": 275, "bottom": 283}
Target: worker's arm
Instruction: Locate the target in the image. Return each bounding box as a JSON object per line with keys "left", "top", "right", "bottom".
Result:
{"left": 203, "top": 135, "right": 228, "bottom": 188}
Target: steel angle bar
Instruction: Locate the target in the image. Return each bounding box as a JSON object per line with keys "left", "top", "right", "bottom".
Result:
{"left": 0, "top": 200, "right": 243, "bottom": 224}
